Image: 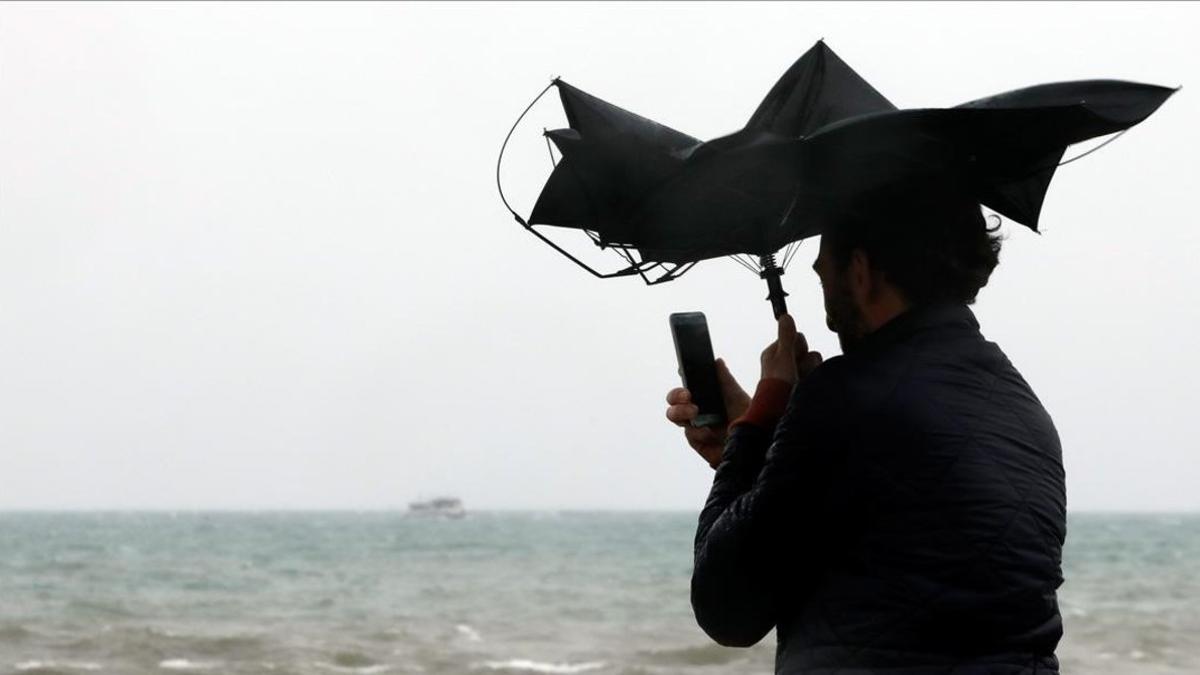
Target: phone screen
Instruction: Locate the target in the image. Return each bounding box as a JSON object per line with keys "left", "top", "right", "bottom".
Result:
{"left": 669, "top": 312, "right": 727, "bottom": 427}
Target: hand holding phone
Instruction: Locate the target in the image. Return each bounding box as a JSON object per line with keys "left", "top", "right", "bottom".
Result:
{"left": 669, "top": 312, "right": 727, "bottom": 428}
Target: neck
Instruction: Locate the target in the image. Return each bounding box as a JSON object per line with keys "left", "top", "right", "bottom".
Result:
{"left": 836, "top": 289, "right": 911, "bottom": 355}
{"left": 861, "top": 288, "right": 911, "bottom": 334}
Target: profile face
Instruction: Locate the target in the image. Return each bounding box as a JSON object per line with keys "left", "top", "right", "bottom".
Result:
{"left": 812, "top": 236, "right": 843, "bottom": 333}
{"left": 813, "top": 235, "right": 866, "bottom": 352}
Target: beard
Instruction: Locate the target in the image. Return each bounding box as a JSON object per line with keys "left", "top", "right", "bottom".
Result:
{"left": 824, "top": 278, "right": 869, "bottom": 354}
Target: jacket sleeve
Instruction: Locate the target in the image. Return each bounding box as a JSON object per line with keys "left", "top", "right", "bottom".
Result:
{"left": 691, "top": 366, "right": 844, "bottom": 648}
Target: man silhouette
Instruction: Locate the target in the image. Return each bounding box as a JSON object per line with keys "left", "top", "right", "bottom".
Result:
{"left": 666, "top": 191, "right": 1066, "bottom": 674}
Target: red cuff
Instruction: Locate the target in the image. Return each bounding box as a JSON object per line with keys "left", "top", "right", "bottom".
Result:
{"left": 731, "top": 378, "right": 793, "bottom": 429}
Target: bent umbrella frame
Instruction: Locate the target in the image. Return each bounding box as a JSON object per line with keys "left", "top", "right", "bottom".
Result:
{"left": 497, "top": 43, "right": 1179, "bottom": 319}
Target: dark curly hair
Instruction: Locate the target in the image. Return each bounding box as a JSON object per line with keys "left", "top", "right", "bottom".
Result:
{"left": 822, "top": 188, "right": 1003, "bottom": 306}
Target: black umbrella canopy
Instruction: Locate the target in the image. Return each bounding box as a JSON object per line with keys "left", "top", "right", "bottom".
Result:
{"left": 627, "top": 80, "right": 1178, "bottom": 261}
{"left": 521, "top": 41, "right": 903, "bottom": 272}
{"left": 529, "top": 81, "right": 701, "bottom": 248}
{"left": 499, "top": 40, "right": 1179, "bottom": 316}
{"left": 636, "top": 79, "right": 1180, "bottom": 254}
{"left": 948, "top": 79, "right": 1179, "bottom": 228}
{"left": 745, "top": 39, "right": 896, "bottom": 136}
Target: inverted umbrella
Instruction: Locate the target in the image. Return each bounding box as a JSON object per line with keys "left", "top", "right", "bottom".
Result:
{"left": 497, "top": 40, "right": 1178, "bottom": 318}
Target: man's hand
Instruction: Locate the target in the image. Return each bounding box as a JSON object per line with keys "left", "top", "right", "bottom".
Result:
{"left": 665, "top": 359, "right": 750, "bottom": 469}
{"left": 760, "top": 313, "right": 823, "bottom": 385}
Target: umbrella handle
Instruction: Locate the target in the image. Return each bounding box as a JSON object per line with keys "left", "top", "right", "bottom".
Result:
{"left": 764, "top": 272, "right": 789, "bottom": 320}
{"left": 759, "top": 256, "right": 789, "bottom": 319}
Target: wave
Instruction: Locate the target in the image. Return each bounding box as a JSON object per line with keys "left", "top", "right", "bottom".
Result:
{"left": 476, "top": 659, "right": 607, "bottom": 674}
{"left": 312, "top": 650, "right": 392, "bottom": 674}
{"left": 65, "top": 599, "right": 138, "bottom": 618}
{"left": 180, "top": 634, "right": 266, "bottom": 657}
{"left": 639, "top": 643, "right": 743, "bottom": 666}
{"left": 0, "top": 623, "right": 37, "bottom": 642}
{"left": 456, "top": 624, "right": 483, "bottom": 642}
{"left": 15, "top": 661, "right": 103, "bottom": 673}
{"left": 158, "top": 658, "right": 221, "bottom": 670}
{"left": 313, "top": 663, "right": 393, "bottom": 674}
{"left": 85, "top": 627, "right": 267, "bottom": 660}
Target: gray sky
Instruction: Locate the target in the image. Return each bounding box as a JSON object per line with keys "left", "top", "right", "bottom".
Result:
{"left": 1, "top": 2, "right": 1197, "bottom": 511}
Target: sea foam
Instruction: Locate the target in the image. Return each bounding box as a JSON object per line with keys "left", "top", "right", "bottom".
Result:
{"left": 456, "top": 624, "right": 483, "bottom": 642}
{"left": 477, "top": 659, "right": 606, "bottom": 674}
{"left": 16, "top": 661, "right": 104, "bottom": 672}
{"left": 313, "top": 663, "right": 393, "bottom": 674}
{"left": 158, "top": 659, "right": 221, "bottom": 670}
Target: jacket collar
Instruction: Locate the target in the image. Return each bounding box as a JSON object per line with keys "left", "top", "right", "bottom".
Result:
{"left": 853, "top": 302, "right": 980, "bottom": 355}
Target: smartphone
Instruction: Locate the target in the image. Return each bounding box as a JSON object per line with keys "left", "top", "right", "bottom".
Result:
{"left": 669, "top": 312, "right": 727, "bottom": 428}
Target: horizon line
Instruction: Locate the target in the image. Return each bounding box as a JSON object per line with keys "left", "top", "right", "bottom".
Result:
{"left": 1, "top": 507, "right": 1197, "bottom": 515}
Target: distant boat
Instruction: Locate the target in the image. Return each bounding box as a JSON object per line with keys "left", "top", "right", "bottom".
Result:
{"left": 407, "top": 497, "right": 465, "bottom": 519}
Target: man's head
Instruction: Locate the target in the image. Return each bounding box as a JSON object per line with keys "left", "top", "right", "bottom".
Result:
{"left": 811, "top": 191, "right": 1002, "bottom": 353}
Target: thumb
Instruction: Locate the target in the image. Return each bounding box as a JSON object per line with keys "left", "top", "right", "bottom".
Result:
{"left": 714, "top": 358, "right": 747, "bottom": 396}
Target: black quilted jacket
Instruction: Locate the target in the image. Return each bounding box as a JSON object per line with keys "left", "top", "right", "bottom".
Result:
{"left": 692, "top": 303, "right": 1066, "bottom": 674}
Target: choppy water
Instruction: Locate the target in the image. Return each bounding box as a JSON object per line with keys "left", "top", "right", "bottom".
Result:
{"left": 0, "top": 512, "right": 1197, "bottom": 674}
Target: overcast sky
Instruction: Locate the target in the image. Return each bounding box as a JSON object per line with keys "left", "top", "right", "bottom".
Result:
{"left": 1, "top": 2, "right": 1197, "bottom": 511}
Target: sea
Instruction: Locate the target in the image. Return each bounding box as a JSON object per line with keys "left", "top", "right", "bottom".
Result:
{"left": 1, "top": 512, "right": 1197, "bottom": 675}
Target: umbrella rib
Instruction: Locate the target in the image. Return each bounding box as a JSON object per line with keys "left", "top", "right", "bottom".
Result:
{"left": 643, "top": 261, "right": 697, "bottom": 285}
{"left": 635, "top": 261, "right": 665, "bottom": 285}
{"left": 613, "top": 246, "right": 667, "bottom": 280}
{"left": 544, "top": 130, "right": 558, "bottom": 168}
{"left": 783, "top": 240, "right": 802, "bottom": 270}
{"left": 729, "top": 254, "right": 761, "bottom": 275}
{"left": 779, "top": 241, "right": 796, "bottom": 269}
{"left": 663, "top": 261, "right": 696, "bottom": 282}
{"left": 613, "top": 245, "right": 640, "bottom": 268}
{"left": 496, "top": 78, "right": 559, "bottom": 226}
{"left": 523, "top": 226, "right": 641, "bottom": 279}
{"left": 1057, "top": 128, "right": 1129, "bottom": 167}
{"left": 742, "top": 253, "right": 765, "bottom": 273}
